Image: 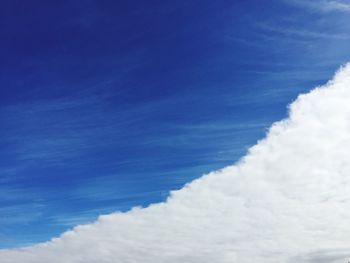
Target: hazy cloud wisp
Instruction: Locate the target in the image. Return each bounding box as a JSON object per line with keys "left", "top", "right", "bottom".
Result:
{"left": 286, "top": 0, "right": 350, "bottom": 13}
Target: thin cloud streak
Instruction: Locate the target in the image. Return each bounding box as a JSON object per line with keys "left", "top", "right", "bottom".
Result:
{"left": 285, "top": 0, "right": 350, "bottom": 13}
{"left": 258, "top": 23, "right": 350, "bottom": 40}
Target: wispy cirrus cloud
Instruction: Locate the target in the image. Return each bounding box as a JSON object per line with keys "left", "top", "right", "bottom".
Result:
{"left": 258, "top": 23, "right": 350, "bottom": 40}
{"left": 285, "top": 0, "right": 350, "bottom": 13}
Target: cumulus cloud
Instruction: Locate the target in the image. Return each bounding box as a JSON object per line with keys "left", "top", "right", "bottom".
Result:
{"left": 2, "top": 65, "right": 350, "bottom": 262}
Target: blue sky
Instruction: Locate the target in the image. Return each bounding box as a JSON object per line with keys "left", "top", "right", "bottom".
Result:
{"left": 1, "top": 0, "right": 350, "bottom": 248}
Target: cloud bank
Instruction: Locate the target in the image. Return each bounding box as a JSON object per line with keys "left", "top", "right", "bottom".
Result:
{"left": 2, "top": 65, "right": 350, "bottom": 262}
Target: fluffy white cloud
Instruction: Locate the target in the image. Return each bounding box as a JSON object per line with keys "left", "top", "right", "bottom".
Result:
{"left": 2, "top": 65, "right": 350, "bottom": 263}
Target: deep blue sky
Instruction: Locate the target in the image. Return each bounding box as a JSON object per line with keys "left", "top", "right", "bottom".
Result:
{"left": 1, "top": 0, "right": 350, "bottom": 248}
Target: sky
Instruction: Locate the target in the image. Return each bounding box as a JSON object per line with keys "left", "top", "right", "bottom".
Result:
{"left": 1, "top": 0, "right": 350, "bottom": 254}
{"left": 2, "top": 46, "right": 350, "bottom": 263}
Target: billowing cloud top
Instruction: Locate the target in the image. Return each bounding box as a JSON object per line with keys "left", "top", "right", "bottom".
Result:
{"left": 2, "top": 65, "right": 350, "bottom": 263}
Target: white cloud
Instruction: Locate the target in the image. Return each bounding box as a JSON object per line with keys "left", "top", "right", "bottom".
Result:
{"left": 286, "top": 0, "right": 350, "bottom": 13}
{"left": 2, "top": 64, "right": 350, "bottom": 262}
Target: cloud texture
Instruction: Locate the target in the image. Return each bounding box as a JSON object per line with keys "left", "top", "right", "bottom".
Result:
{"left": 287, "top": 0, "right": 350, "bottom": 13}
{"left": 2, "top": 65, "right": 350, "bottom": 262}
